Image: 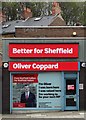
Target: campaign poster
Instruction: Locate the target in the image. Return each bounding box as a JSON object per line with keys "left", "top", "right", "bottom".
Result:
{"left": 12, "top": 72, "right": 62, "bottom": 109}
{"left": 38, "top": 72, "right": 62, "bottom": 109}
{"left": 13, "top": 74, "right": 38, "bottom": 108}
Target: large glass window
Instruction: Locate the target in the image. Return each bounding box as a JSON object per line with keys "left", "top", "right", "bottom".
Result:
{"left": 12, "top": 72, "right": 62, "bottom": 109}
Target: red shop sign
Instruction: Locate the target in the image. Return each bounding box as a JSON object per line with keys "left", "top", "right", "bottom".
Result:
{"left": 9, "top": 43, "right": 79, "bottom": 58}
{"left": 9, "top": 62, "right": 79, "bottom": 71}
{"left": 13, "top": 74, "right": 38, "bottom": 83}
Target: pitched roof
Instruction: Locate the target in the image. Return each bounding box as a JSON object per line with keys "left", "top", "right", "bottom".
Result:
{"left": 2, "top": 15, "right": 66, "bottom": 34}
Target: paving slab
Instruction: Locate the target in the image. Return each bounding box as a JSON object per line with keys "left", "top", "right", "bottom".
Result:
{"left": 1, "top": 118, "right": 85, "bottom": 120}
{"left": 1, "top": 111, "right": 86, "bottom": 120}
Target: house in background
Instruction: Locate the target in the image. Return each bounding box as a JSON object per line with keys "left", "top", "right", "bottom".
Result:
{"left": 1, "top": 2, "right": 66, "bottom": 38}
{"left": 1, "top": 14, "right": 66, "bottom": 38}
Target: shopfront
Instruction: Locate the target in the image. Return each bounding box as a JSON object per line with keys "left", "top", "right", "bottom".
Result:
{"left": 9, "top": 71, "right": 79, "bottom": 112}
{"left": 2, "top": 38, "right": 85, "bottom": 113}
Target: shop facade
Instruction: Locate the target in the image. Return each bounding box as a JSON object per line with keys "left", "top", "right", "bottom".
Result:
{"left": 2, "top": 38, "right": 85, "bottom": 114}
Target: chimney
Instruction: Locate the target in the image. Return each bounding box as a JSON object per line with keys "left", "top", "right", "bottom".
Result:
{"left": 76, "top": 22, "right": 82, "bottom": 26}
{"left": 52, "top": 1, "right": 61, "bottom": 16}
{"left": 0, "top": 13, "right": 7, "bottom": 23}
{"left": 22, "top": 7, "right": 32, "bottom": 20}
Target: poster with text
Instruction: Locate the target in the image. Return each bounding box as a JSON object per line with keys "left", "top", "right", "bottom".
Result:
{"left": 13, "top": 74, "right": 38, "bottom": 108}
{"left": 38, "top": 72, "right": 62, "bottom": 109}
{"left": 12, "top": 72, "right": 62, "bottom": 109}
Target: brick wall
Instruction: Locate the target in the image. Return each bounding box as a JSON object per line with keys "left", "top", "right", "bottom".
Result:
{"left": 2, "top": 33, "right": 15, "bottom": 38}
{"left": 15, "top": 27, "right": 85, "bottom": 37}
{"left": 21, "top": 7, "right": 32, "bottom": 20}
{"left": 49, "top": 15, "right": 66, "bottom": 26}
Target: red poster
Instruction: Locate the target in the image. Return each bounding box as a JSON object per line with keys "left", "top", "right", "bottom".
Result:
{"left": 9, "top": 62, "right": 79, "bottom": 71}
{"left": 9, "top": 43, "right": 78, "bottom": 58}
{"left": 67, "top": 85, "right": 75, "bottom": 90}
{"left": 13, "top": 74, "right": 38, "bottom": 83}
{"left": 13, "top": 103, "right": 25, "bottom": 108}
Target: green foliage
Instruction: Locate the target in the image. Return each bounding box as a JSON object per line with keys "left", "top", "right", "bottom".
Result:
{"left": 83, "top": 1, "right": 86, "bottom": 26}
{"left": 0, "top": 2, "right": 2, "bottom": 7}
{"left": 60, "top": 2, "right": 85, "bottom": 26}
{"left": 2, "top": 2, "right": 21, "bottom": 21}
{"left": 2, "top": 2, "right": 86, "bottom": 26}
{"left": 25, "top": 2, "right": 52, "bottom": 17}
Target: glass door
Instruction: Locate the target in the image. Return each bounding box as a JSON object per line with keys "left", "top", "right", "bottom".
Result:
{"left": 64, "top": 78, "right": 79, "bottom": 110}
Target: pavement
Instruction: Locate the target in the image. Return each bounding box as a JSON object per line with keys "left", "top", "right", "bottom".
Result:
{"left": 0, "top": 111, "right": 86, "bottom": 120}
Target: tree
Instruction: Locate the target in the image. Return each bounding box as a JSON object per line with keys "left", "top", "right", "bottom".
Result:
{"left": 2, "top": 2, "right": 22, "bottom": 21}
{"left": 82, "top": 1, "right": 86, "bottom": 26}
{"left": 2, "top": 2, "right": 52, "bottom": 21}
{"left": 2, "top": 2, "right": 86, "bottom": 26}
{"left": 23, "top": 2, "right": 86, "bottom": 26}
{"left": 60, "top": 2, "right": 85, "bottom": 26}
{"left": 24, "top": 2, "right": 52, "bottom": 17}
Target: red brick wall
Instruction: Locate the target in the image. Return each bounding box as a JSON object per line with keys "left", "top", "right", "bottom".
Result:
{"left": 50, "top": 13, "right": 66, "bottom": 26}
{"left": 49, "top": 17, "right": 66, "bottom": 26}
{"left": 22, "top": 7, "right": 32, "bottom": 20}
{"left": 15, "top": 27, "right": 85, "bottom": 37}
{"left": 2, "top": 33, "right": 15, "bottom": 38}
